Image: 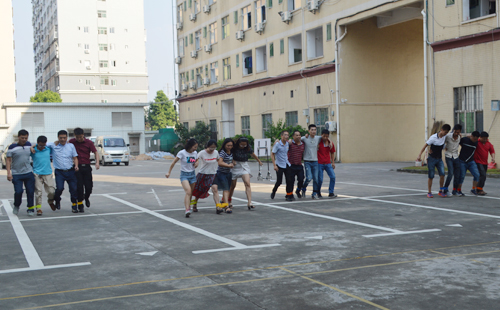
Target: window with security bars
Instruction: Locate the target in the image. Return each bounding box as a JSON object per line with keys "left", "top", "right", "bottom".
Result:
{"left": 314, "top": 108, "right": 329, "bottom": 133}
{"left": 21, "top": 112, "right": 44, "bottom": 128}
{"left": 454, "top": 85, "right": 483, "bottom": 133}
{"left": 112, "top": 112, "right": 132, "bottom": 127}
{"left": 209, "top": 22, "right": 218, "bottom": 44}
{"left": 285, "top": 111, "right": 298, "bottom": 127}
{"left": 210, "top": 119, "right": 218, "bottom": 140}
{"left": 223, "top": 58, "right": 231, "bottom": 80}
{"left": 241, "top": 116, "right": 250, "bottom": 135}
{"left": 262, "top": 113, "right": 272, "bottom": 138}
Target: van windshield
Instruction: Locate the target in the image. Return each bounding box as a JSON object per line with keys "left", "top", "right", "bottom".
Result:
{"left": 104, "top": 138, "right": 126, "bottom": 147}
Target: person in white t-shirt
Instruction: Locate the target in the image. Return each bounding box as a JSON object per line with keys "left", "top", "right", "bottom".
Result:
{"left": 191, "top": 140, "right": 220, "bottom": 212}
{"left": 166, "top": 139, "right": 198, "bottom": 218}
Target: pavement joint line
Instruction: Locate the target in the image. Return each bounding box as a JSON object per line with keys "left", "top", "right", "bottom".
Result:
{"left": 428, "top": 250, "right": 450, "bottom": 256}
{"left": 2, "top": 240, "right": 500, "bottom": 301}
{"left": 470, "top": 259, "right": 484, "bottom": 264}
{"left": 280, "top": 267, "right": 390, "bottom": 310}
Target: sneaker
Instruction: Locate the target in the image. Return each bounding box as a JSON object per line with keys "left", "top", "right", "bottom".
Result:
{"left": 36, "top": 209, "right": 43, "bottom": 216}
{"left": 27, "top": 209, "right": 35, "bottom": 216}
{"left": 477, "top": 190, "right": 487, "bottom": 196}
{"left": 312, "top": 194, "right": 318, "bottom": 199}
{"left": 285, "top": 196, "right": 293, "bottom": 202}
{"left": 470, "top": 189, "right": 478, "bottom": 196}
{"left": 457, "top": 191, "right": 465, "bottom": 197}
{"left": 452, "top": 190, "right": 458, "bottom": 196}
{"left": 49, "top": 202, "right": 56, "bottom": 211}
{"left": 78, "top": 206, "right": 85, "bottom": 213}
{"left": 55, "top": 201, "right": 61, "bottom": 210}
{"left": 85, "top": 198, "right": 91, "bottom": 208}
{"left": 185, "top": 209, "right": 191, "bottom": 218}
{"left": 438, "top": 192, "right": 447, "bottom": 198}
{"left": 317, "top": 193, "right": 323, "bottom": 199}
{"left": 295, "top": 189, "right": 302, "bottom": 198}
{"left": 301, "top": 189, "right": 306, "bottom": 197}
{"left": 72, "top": 206, "right": 78, "bottom": 213}
{"left": 446, "top": 191, "right": 452, "bottom": 197}
{"left": 328, "top": 193, "right": 338, "bottom": 198}
{"left": 270, "top": 192, "right": 276, "bottom": 199}
{"left": 291, "top": 195, "right": 296, "bottom": 201}
{"left": 12, "top": 206, "right": 20, "bottom": 215}
{"left": 427, "top": 193, "right": 434, "bottom": 198}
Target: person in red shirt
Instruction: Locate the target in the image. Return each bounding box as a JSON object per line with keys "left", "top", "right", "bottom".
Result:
{"left": 317, "top": 129, "right": 337, "bottom": 198}
{"left": 473, "top": 131, "right": 495, "bottom": 195}
{"left": 69, "top": 128, "right": 99, "bottom": 211}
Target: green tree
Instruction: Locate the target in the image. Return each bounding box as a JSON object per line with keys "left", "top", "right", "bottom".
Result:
{"left": 145, "top": 90, "right": 177, "bottom": 130}
{"left": 263, "top": 119, "right": 308, "bottom": 140}
{"left": 29, "top": 90, "right": 62, "bottom": 103}
{"left": 172, "top": 122, "right": 211, "bottom": 154}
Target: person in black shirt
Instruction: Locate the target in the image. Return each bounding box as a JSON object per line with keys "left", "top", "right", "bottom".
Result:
{"left": 457, "top": 131, "right": 480, "bottom": 196}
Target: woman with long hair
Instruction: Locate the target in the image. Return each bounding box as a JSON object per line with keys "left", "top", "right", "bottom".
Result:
{"left": 229, "top": 137, "right": 263, "bottom": 210}
{"left": 165, "top": 138, "right": 198, "bottom": 218}
{"left": 213, "top": 138, "right": 234, "bottom": 214}
{"left": 191, "top": 140, "right": 220, "bottom": 211}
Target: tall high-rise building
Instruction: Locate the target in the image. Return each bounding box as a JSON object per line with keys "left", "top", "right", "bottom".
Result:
{"left": 32, "top": 0, "right": 148, "bottom": 103}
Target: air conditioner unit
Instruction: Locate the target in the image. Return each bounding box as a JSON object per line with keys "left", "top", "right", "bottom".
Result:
{"left": 203, "top": 5, "right": 210, "bottom": 13}
{"left": 325, "top": 121, "right": 337, "bottom": 132}
{"left": 307, "top": 0, "right": 320, "bottom": 12}
{"left": 190, "top": 50, "right": 197, "bottom": 58}
{"left": 189, "top": 81, "right": 196, "bottom": 89}
{"left": 204, "top": 44, "right": 212, "bottom": 53}
{"left": 189, "top": 13, "right": 196, "bottom": 21}
{"left": 84, "top": 49, "right": 90, "bottom": 54}
{"left": 236, "top": 30, "right": 244, "bottom": 41}
{"left": 302, "top": 109, "right": 309, "bottom": 116}
{"left": 90, "top": 86, "right": 95, "bottom": 90}
{"left": 255, "top": 22, "right": 265, "bottom": 33}
{"left": 182, "top": 84, "right": 188, "bottom": 91}
{"left": 281, "top": 11, "right": 292, "bottom": 23}
{"left": 56, "top": 86, "right": 60, "bottom": 91}
{"left": 175, "top": 56, "right": 182, "bottom": 64}
{"left": 86, "top": 66, "right": 92, "bottom": 70}
{"left": 203, "top": 78, "right": 210, "bottom": 85}
{"left": 176, "top": 22, "right": 183, "bottom": 30}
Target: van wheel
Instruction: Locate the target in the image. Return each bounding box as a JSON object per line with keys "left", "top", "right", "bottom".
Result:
{"left": 125, "top": 162, "right": 129, "bottom": 166}
{"left": 116, "top": 162, "right": 120, "bottom": 165}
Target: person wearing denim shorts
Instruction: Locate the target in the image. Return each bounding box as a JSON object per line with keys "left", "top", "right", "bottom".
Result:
{"left": 214, "top": 138, "right": 234, "bottom": 214}
{"left": 166, "top": 139, "right": 198, "bottom": 218}
{"left": 443, "top": 124, "right": 462, "bottom": 196}
{"left": 417, "top": 124, "right": 451, "bottom": 198}
{"left": 457, "top": 132, "right": 480, "bottom": 196}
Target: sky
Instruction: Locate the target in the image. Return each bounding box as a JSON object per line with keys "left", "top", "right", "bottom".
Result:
{"left": 12, "top": 0, "right": 176, "bottom": 103}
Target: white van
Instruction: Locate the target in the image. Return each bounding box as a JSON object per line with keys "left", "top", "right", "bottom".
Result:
{"left": 89, "top": 136, "right": 96, "bottom": 162}
{"left": 96, "top": 136, "right": 130, "bottom": 166}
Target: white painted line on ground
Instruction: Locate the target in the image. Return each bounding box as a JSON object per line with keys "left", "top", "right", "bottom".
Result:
{"left": 336, "top": 182, "right": 427, "bottom": 193}
{"left": 168, "top": 189, "right": 185, "bottom": 192}
{"left": 150, "top": 188, "right": 163, "bottom": 206}
{"left": 268, "top": 193, "right": 424, "bottom": 206}
{"left": 0, "top": 262, "right": 91, "bottom": 275}
{"left": 478, "top": 196, "right": 500, "bottom": 201}
{"left": 103, "top": 194, "right": 281, "bottom": 254}
{"left": 363, "top": 229, "right": 442, "bottom": 238}
{"left": 136, "top": 251, "right": 158, "bottom": 256}
{"left": 305, "top": 236, "right": 323, "bottom": 240}
{"left": 446, "top": 224, "right": 463, "bottom": 227}
{"left": 93, "top": 193, "right": 128, "bottom": 196}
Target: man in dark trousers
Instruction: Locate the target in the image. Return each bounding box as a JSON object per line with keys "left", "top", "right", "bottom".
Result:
{"left": 457, "top": 131, "right": 480, "bottom": 196}
{"left": 69, "top": 128, "right": 99, "bottom": 210}
{"left": 288, "top": 130, "right": 305, "bottom": 198}
{"left": 270, "top": 130, "right": 294, "bottom": 201}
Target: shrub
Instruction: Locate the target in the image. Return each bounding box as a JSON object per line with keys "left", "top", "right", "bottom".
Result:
{"left": 263, "top": 119, "right": 309, "bottom": 140}
{"left": 172, "top": 122, "right": 211, "bottom": 154}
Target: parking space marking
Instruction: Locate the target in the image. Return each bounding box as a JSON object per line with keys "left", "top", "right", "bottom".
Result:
{"left": 0, "top": 199, "right": 91, "bottom": 275}
{"left": 148, "top": 188, "right": 163, "bottom": 206}
{"left": 103, "top": 195, "right": 281, "bottom": 254}
{"left": 267, "top": 193, "right": 424, "bottom": 206}
{"left": 363, "top": 229, "right": 442, "bottom": 238}
{"left": 336, "top": 182, "right": 427, "bottom": 193}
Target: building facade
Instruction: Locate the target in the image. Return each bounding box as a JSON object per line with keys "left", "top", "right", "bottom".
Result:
{"left": 175, "top": 0, "right": 499, "bottom": 163}
{"left": 32, "top": 0, "right": 149, "bottom": 103}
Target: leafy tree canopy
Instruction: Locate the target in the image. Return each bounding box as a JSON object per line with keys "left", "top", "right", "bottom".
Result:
{"left": 145, "top": 90, "right": 177, "bottom": 130}
{"left": 29, "top": 90, "right": 62, "bottom": 103}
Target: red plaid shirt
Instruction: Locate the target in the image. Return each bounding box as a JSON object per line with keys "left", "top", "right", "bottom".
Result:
{"left": 288, "top": 141, "right": 305, "bottom": 165}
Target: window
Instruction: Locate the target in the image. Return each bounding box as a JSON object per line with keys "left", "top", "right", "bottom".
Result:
{"left": 84, "top": 26, "right": 89, "bottom": 33}
{"left": 446, "top": 0, "right": 455, "bottom": 5}
{"left": 222, "top": 16, "right": 229, "bottom": 39}
{"left": 180, "top": 73, "right": 185, "bottom": 86}
{"left": 241, "top": 116, "right": 250, "bottom": 135}
{"left": 177, "top": 4, "right": 183, "bottom": 21}
{"left": 112, "top": 60, "right": 116, "bottom": 67}
{"left": 326, "top": 23, "right": 332, "bottom": 41}
{"left": 21, "top": 112, "right": 44, "bottom": 128}
{"left": 183, "top": 122, "right": 189, "bottom": 129}
{"left": 189, "top": 0, "right": 192, "bottom": 8}
{"left": 101, "top": 99, "right": 108, "bottom": 103}
{"left": 205, "top": 65, "right": 209, "bottom": 77}
{"left": 287, "top": 0, "right": 300, "bottom": 10}
{"left": 186, "top": 71, "right": 189, "bottom": 81}
{"left": 234, "top": 11, "right": 238, "bottom": 24}
{"left": 210, "top": 61, "right": 219, "bottom": 83}
{"left": 194, "top": 0, "right": 200, "bottom": 13}
{"left": 178, "top": 38, "right": 185, "bottom": 56}
{"left": 99, "top": 44, "right": 108, "bottom": 51}
{"left": 196, "top": 67, "right": 203, "bottom": 87}
{"left": 84, "top": 44, "right": 90, "bottom": 49}
{"left": 262, "top": 114, "right": 272, "bottom": 138}
{"left": 268, "top": 0, "right": 273, "bottom": 8}
{"left": 85, "top": 79, "right": 91, "bottom": 85}
{"left": 190, "top": 33, "right": 193, "bottom": 44}
{"left": 242, "top": 50, "right": 252, "bottom": 75}
{"left": 236, "top": 54, "right": 240, "bottom": 67}
{"left": 112, "top": 112, "right": 132, "bottom": 127}
{"left": 223, "top": 57, "right": 231, "bottom": 80}
{"left": 111, "top": 79, "right": 117, "bottom": 86}
{"left": 100, "top": 76, "right": 109, "bottom": 85}
{"left": 288, "top": 34, "right": 302, "bottom": 64}
{"left": 210, "top": 119, "right": 218, "bottom": 140}
{"left": 97, "top": 10, "right": 107, "bottom": 18}
{"left": 110, "top": 27, "right": 115, "bottom": 33}
{"left": 203, "top": 27, "right": 207, "bottom": 38}
{"left": 191, "top": 69, "right": 194, "bottom": 80}
{"left": 98, "top": 27, "right": 107, "bottom": 34}
{"left": 316, "top": 86, "right": 321, "bottom": 94}
{"left": 99, "top": 60, "right": 108, "bottom": 68}
{"left": 463, "top": 0, "right": 496, "bottom": 20}
{"left": 314, "top": 108, "right": 329, "bottom": 133}
{"left": 195, "top": 29, "right": 201, "bottom": 50}
{"left": 285, "top": 111, "right": 298, "bottom": 127}
{"left": 255, "top": 0, "right": 266, "bottom": 24}
{"left": 242, "top": 5, "right": 252, "bottom": 30}
{"left": 454, "top": 85, "right": 483, "bottom": 133}
{"left": 209, "top": 22, "right": 217, "bottom": 44}
{"left": 185, "top": 36, "right": 188, "bottom": 46}
{"left": 306, "top": 27, "right": 323, "bottom": 59}
{"left": 280, "top": 39, "right": 284, "bottom": 54}
{"left": 270, "top": 43, "right": 274, "bottom": 57}
{"left": 256, "top": 45, "right": 267, "bottom": 72}
{"left": 110, "top": 44, "right": 115, "bottom": 50}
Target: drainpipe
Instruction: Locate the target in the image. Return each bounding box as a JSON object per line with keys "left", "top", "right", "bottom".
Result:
{"left": 335, "top": 26, "right": 347, "bottom": 162}
{"left": 497, "top": 0, "right": 499, "bottom": 28}
{"left": 421, "top": 9, "right": 429, "bottom": 141}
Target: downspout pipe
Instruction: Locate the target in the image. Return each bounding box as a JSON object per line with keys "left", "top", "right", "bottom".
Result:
{"left": 421, "top": 9, "right": 429, "bottom": 141}
{"left": 335, "top": 26, "right": 347, "bottom": 162}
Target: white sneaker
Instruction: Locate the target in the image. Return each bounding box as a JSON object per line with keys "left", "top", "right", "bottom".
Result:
{"left": 13, "top": 206, "right": 20, "bottom": 215}
{"left": 27, "top": 209, "right": 35, "bottom": 216}
{"left": 185, "top": 209, "right": 192, "bottom": 218}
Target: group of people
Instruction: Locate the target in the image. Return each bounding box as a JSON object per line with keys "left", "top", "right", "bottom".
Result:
{"left": 417, "top": 124, "right": 495, "bottom": 198}
{"left": 5, "top": 128, "right": 98, "bottom": 216}
{"left": 166, "top": 124, "right": 338, "bottom": 218}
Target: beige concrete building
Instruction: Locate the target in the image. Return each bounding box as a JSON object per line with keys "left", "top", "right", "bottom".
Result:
{"left": 0, "top": 0, "right": 17, "bottom": 149}
{"left": 176, "top": 0, "right": 499, "bottom": 163}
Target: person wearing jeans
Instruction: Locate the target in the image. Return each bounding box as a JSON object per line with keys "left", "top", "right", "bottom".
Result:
{"left": 301, "top": 124, "right": 321, "bottom": 198}
{"left": 443, "top": 124, "right": 462, "bottom": 196}
{"left": 317, "top": 129, "right": 337, "bottom": 198}
{"left": 456, "top": 131, "right": 480, "bottom": 196}
{"left": 31, "top": 135, "right": 56, "bottom": 215}
{"left": 473, "top": 131, "right": 495, "bottom": 195}
{"left": 6, "top": 129, "right": 35, "bottom": 216}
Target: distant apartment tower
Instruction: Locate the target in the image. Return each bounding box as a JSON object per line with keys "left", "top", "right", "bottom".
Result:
{"left": 32, "top": 0, "right": 148, "bottom": 103}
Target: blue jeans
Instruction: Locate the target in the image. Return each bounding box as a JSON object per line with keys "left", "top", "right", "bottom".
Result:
{"left": 427, "top": 157, "right": 445, "bottom": 179}
{"left": 444, "top": 157, "right": 461, "bottom": 190}
{"left": 302, "top": 161, "right": 319, "bottom": 194}
{"left": 12, "top": 172, "right": 35, "bottom": 208}
{"left": 318, "top": 164, "right": 336, "bottom": 194}
{"left": 459, "top": 160, "right": 480, "bottom": 185}
{"left": 54, "top": 169, "right": 78, "bottom": 204}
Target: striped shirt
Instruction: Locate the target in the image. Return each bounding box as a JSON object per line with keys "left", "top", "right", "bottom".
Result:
{"left": 288, "top": 141, "right": 305, "bottom": 165}
{"left": 217, "top": 150, "right": 233, "bottom": 173}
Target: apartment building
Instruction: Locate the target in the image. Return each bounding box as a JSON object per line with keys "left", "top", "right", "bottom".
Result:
{"left": 32, "top": 0, "right": 148, "bottom": 103}
{"left": 176, "top": 0, "right": 499, "bottom": 163}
